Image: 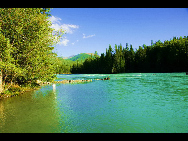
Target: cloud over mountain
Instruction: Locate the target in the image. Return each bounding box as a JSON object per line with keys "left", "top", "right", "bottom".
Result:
{"left": 49, "top": 16, "right": 79, "bottom": 34}
{"left": 48, "top": 15, "right": 79, "bottom": 46}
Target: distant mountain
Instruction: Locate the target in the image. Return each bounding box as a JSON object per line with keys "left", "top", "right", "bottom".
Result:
{"left": 85, "top": 53, "right": 95, "bottom": 56}
{"left": 65, "top": 53, "right": 95, "bottom": 61}
{"left": 63, "top": 55, "right": 74, "bottom": 60}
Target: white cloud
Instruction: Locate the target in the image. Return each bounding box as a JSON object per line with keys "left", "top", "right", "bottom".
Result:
{"left": 83, "top": 33, "right": 96, "bottom": 39}
{"left": 58, "top": 38, "right": 69, "bottom": 46}
{"left": 48, "top": 15, "right": 79, "bottom": 46}
{"left": 51, "top": 23, "right": 61, "bottom": 31}
{"left": 49, "top": 15, "right": 79, "bottom": 34}
{"left": 61, "top": 24, "right": 79, "bottom": 34}
{"left": 49, "top": 15, "right": 61, "bottom": 24}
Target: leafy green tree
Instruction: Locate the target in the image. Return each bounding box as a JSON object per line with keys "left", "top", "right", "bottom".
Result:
{"left": 0, "top": 8, "right": 63, "bottom": 88}
{"left": 0, "top": 32, "right": 24, "bottom": 85}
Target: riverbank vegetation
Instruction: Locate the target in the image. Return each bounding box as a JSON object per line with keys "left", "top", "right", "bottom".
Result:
{"left": 0, "top": 8, "right": 97, "bottom": 97}
{"left": 0, "top": 8, "right": 64, "bottom": 96}
{"left": 71, "top": 36, "right": 188, "bottom": 74}
{"left": 54, "top": 53, "right": 98, "bottom": 74}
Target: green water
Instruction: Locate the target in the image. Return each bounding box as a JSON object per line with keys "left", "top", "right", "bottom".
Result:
{"left": 0, "top": 73, "right": 188, "bottom": 133}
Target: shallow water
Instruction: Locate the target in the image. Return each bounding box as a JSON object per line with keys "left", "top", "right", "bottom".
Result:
{"left": 0, "top": 73, "right": 188, "bottom": 133}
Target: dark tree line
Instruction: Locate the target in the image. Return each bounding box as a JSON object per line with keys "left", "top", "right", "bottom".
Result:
{"left": 71, "top": 36, "right": 188, "bottom": 74}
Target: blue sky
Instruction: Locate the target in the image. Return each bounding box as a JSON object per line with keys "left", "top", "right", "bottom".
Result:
{"left": 49, "top": 8, "right": 188, "bottom": 57}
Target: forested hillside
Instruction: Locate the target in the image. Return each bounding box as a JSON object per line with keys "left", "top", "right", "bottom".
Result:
{"left": 71, "top": 36, "right": 188, "bottom": 74}
{"left": 52, "top": 53, "right": 98, "bottom": 74}
{"left": 66, "top": 53, "right": 95, "bottom": 61}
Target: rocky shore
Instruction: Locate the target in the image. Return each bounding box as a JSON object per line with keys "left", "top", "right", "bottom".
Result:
{"left": 53, "top": 79, "right": 93, "bottom": 84}
{"left": 36, "top": 76, "right": 110, "bottom": 86}
{"left": 0, "top": 77, "right": 110, "bottom": 99}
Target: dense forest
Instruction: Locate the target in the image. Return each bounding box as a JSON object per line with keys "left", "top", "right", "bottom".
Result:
{"left": 71, "top": 36, "right": 188, "bottom": 74}
{"left": 53, "top": 53, "right": 98, "bottom": 74}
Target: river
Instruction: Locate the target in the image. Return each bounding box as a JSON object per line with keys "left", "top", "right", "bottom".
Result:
{"left": 0, "top": 73, "right": 188, "bottom": 133}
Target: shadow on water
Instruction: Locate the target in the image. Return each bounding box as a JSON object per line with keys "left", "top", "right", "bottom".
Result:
{"left": 0, "top": 84, "right": 70, "bottom": 133}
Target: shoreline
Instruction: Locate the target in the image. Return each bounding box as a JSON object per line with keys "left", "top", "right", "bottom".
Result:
{"left": 0, "top": 78, "right": 109, "bottom": 99}
{"left": 0, "top": 85, "right": 41, "bottom": 99}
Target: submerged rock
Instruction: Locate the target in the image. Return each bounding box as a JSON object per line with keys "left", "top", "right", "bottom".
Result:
{"left": 52, "top": 77, "right": 109, "bottom": 85}
{"left": 103, "top": 76, "right": 110, "bottom": 80}
{"left": 53, "top": 79, "right": 93, "bottom": 84}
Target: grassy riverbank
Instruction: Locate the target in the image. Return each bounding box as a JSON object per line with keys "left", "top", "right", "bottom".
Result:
{"left": 0, "top": 84, "right": 41, "bottom": 99}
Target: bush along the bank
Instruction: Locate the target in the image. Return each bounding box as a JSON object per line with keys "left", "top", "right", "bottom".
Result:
{"left": 0, "top": 8, "right": 64, "bottom": 96}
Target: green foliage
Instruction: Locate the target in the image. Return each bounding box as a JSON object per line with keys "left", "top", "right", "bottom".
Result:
{"left": 67, "top": 53, "right": 96, "bottom": 61}
{"left": 0, "top": 8, "right": 63, "bottom": 89}
{"left": 52, "top": 53, "right": 98, "bottom": 74}
{"left": 70, "top": 53, "right": 99, "bottom": 74}
{"left": 72, "top": 36, "right": 188, "bottom": 74}
{"left": 52, "top": 57, "right": 73, "bottom": 74}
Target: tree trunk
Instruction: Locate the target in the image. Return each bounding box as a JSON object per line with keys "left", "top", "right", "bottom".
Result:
{"left": 0, "top": 69, "right": 3, "bottom": 93}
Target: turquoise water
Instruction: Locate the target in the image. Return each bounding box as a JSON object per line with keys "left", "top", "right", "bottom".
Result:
{"left": 0, "top": 73, "right": 188, "bottom": 133}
